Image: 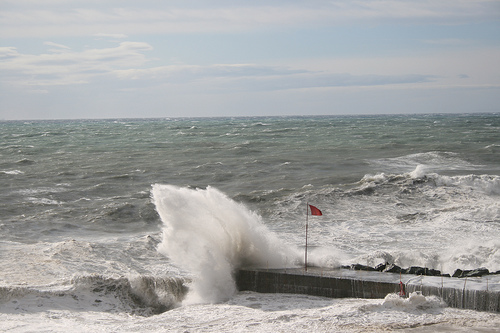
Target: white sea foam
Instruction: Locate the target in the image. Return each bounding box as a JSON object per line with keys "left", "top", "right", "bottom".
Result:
{"left": 152, "top": 185, "right": 300, "bottom": 304}
{"left": 434, "top": 173, "right": 500, "bottom": 195}
{"left": 27, "top": 197, "right": 63, "bottom": 205}
{"left": 3, "top": 291, "right": 500, "bottom": 332}
{"left": 370, "top": 151, "right": 481, "bottom": 173}
{"left": 0, "top": 170, "right": 24, "bottom": 175}
{"left": 409, "top": 164, "right": 428, "bottom": 178}
{"left": 287, "top": 166, "right": 500, "bottom": 275}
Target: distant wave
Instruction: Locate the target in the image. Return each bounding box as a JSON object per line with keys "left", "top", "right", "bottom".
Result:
{"left": 0, "top": 170, "right": 24, "bottom": 175}
{"left": 369, "top": 151, "right": 482, "bottom": 173}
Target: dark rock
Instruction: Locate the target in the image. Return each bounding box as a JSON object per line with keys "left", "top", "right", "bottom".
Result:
{"left": 463, "top": 268, "right": 489, "bottom": 278}
{"left": 452, "top": 268, "right": 489, "bottom": 278}
{"left": 350, "top": 264, "right": 376, "bottom": 271}
{"left": 404, "top": 266, "right": 441, "bottom": 276}
{"left": 405, "top": 266, "right": 426, "bottom": 275}
{"left": 341, "top": 262, "right": 492, "bottom": 278}
{"left": 427, "top": 269, "right": 441, "bottom": 276}
{"left": 383, "top": 264, "right": 402, "bottom": 273}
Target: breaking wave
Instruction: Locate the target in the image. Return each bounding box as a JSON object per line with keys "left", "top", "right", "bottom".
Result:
{"left": 0, "top": 274, "right": 188, "bottom": 316}
{"left": 151, "top": 185, "right": 299, "bottom": 304}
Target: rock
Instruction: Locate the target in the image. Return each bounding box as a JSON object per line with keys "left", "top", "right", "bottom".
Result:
{"left": 463, "top": 268, "right": 489, "bottom": 278}
{"left": 452, "top": 268, "right": 489, "bottom": 278}
{"left": 427, "top": 269, "right": 441, "bottom": 276}
{"left": 383, "top": 264, "right": 402, "bottom": 273}
{"left": 404, "top": 266, "right": 441, "bottom": 276}
{"left": 404, "top": 266, "right": 427, "bottom": 275}
{"left": 350, "top": 264, "right": 376, "bottom": 271}
{"left": 341, "top": 262, "right": 492, "bottom": 278}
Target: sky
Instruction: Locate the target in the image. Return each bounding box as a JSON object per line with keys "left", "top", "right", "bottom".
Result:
{"left": 1, "top": 0, "right": 499, "bottom": 120}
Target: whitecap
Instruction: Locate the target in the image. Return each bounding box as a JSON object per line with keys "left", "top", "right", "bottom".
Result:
{"left": 1, "top": 170, "right": 24, "bottom": 175}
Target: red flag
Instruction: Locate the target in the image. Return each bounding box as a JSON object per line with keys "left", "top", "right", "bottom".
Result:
{"left": 309, "top": 204, "right": 322, "bottom": 216}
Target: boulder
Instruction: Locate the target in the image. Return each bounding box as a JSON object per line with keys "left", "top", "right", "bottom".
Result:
{"left": 341, "top": 262, "right": 492, "bottom": 278}
{"left": 404, "top": 266, "right": 441, "bottom": 276}
{"left": 383, "top": 264, "right": 402, "bottom": 273}
{"left": 374, "top": 263, "right": 388, "bottom": 272}
{"left": 463, "top": 268, "right": 489, "bottom": 278}
{"left": 427, "top": 269, "right": 442, "bottom": 276}
{"left": 350, "top": 263, "right": 376, "bottom": 271}
{"left": 452, "top": 268, "right": 489, "bottom": 278}
{"left": 404, "top": 266, "right": 426, "bottom": 275}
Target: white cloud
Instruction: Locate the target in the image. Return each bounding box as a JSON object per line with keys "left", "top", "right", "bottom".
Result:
{"left": 0, "top": 46, "right": 20, "bottom": 59}
{"left": 43, "top": 41, "right": 71, "bottom": 49}
{"left": 0, "top": 41, "right": 439, "bottom": 93}
{"left": 3, "top": 36, "right": 499, "bottom": 97}
{"left": 114, "top": 64, "right": 308, "bottom": 81}
{"left": 43, "top": 41, "right": 72, "bottom": 53}
{"left": 0, "top": 42, "right": 153, "bottom": 87}
{"left": 1, "top": 1, "right": 498, "bottom": 38}
{"left": 113, "top": 62, "right": 437, "bottom": 95}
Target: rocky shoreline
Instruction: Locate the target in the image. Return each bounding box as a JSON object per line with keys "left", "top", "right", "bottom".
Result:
{"left": 341, "top": 263, "right": 500, "bottom": 278}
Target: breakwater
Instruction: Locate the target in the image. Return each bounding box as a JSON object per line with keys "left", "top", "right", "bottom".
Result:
{"left": 236, "top": 268, "right": 500, "bottom": 313}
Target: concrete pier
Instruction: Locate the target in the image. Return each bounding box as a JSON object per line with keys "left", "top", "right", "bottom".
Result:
{"left": 236, "top": 267, "right": 500, "bottom": 313}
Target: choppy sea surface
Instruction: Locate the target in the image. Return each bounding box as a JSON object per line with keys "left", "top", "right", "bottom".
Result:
{"left": 1, "top": 114, "right": 500, "bottom": 332}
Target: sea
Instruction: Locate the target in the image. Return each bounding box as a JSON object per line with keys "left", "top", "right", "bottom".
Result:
{"left": 1, "top": 113, "right": 500, "bottom": 332}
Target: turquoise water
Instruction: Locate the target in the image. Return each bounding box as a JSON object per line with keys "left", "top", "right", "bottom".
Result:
{"left": 1, "top": 114, "right": 499, "bottom": 241}
{"left": 1, "top": 114, "right": 500, "bottom": 330}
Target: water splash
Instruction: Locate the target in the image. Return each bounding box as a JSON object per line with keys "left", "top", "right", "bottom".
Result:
{"left": 151, "top": 185, "right": 299, "bottom": 304}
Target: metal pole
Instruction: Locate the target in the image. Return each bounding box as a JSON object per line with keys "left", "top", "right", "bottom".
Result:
{"left": 305, "top": 202, "right": 309, "bottom": 272}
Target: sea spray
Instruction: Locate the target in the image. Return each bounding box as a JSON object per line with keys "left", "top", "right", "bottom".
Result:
{"left": 151, "top": 184, "right": 299, "bottom": 303}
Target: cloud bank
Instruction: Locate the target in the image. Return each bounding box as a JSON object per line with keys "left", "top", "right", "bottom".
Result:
{"left": 0, "top": 42, "right": 436, "bottom": 93}
{"left": 1, "top": 0, "right": 498, "bottom": 38}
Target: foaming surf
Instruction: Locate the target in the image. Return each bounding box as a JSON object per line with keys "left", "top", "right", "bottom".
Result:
{"left": 0, "top": 274, "right": 187, "bottom": 316}
{"left": 151, "top": 184, "right": 300, "bottom": 304}
{"left": 265, "top": 165, "right": 500, "bottom": 276}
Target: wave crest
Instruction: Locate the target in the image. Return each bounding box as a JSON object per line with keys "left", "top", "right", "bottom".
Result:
{"left": 152, "top": 184, "right": 299, "bottom": 304}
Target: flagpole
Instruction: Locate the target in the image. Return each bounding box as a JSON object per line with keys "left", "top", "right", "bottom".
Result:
{"left": 305, "top": 202, "right": 309, "bottom": 272}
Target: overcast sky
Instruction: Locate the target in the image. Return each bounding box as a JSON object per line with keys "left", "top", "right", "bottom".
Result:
{"left": 1, "top": 0, "right": 499, "bottom": 120}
